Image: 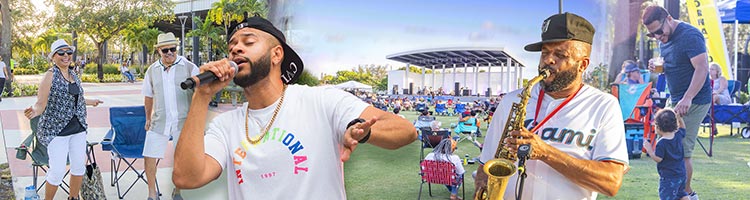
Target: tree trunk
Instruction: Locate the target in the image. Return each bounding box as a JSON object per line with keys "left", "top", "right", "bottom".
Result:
{"left": 97, "top": 41, "right": 107, "bottom": 82}
{"left": 1, "top": 0, "right": 12, "bottom": 79}
{"left": 72, "top": 31, "right": 78, "bottom": 65}
{"left": 608, "top": 0, "right": 641, "bottom": 83}
{"left": 207, "top": 38, "right": 213, "bottom": 61}
{"left": 141, "top": 44, "right": 147, "bottom": 76}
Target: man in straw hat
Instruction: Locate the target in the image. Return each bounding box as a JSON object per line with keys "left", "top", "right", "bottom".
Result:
{"left": 172, "top": 15, "right": 416, "bottom": 199}
{"left": 141, "top": 32, "right": 199, "bottom": 200}
{"left": 474, "top": 13, "right": 628, "bottom": 199}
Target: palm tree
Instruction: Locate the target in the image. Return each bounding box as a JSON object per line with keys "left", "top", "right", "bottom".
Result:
{"left": 187, "top": 16, "right": 225, "bottom": 61}
{"left": 123, "top": 24, "right": 161, "bottom": 75}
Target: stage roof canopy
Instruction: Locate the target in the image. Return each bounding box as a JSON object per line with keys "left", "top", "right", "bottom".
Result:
{"left": 386, "top": 47, "right": 526, "bottom": 69}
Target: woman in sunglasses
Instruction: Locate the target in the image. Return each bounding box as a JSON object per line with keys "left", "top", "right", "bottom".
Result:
{"left": 24, "top": 39, "right": 103, "bottom": 200}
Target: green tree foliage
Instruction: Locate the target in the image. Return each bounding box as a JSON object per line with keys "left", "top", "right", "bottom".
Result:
{"left": 323, "top": 65, "right": 390, "bottom": 92}
{"left": 122, "top": 23, "right": 161, "bottom": 75}
{"left": 6, "top": 0, "right": 43, "bottom": 78}
{"left": 396, "top": 65, "right": 433, "bottom": 74}
{"left": 584, "top": 63, "right": 610, "bottom": 93}
{"left": 295, "top": 70, "right": 319, "bottom": 86}
{"left": 208, "top": 0, "right": 267, "bottom": 38}
{"left": 49, "top": 0, "right": 174, "bottom": 82}
{"left": 187, "top": 16, "right": 226, "bottom": 60}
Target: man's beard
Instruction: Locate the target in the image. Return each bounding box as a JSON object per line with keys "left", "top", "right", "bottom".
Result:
{"left": 234, "top": 51, "right": 272, "bottom": 88}
{"left": 543, "top": 65, "right": 578, "bottom": 92}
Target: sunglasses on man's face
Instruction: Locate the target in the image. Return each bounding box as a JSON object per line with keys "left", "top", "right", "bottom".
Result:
{"left": 55, "top": 49, "right": 74, "bottom": 56}
{"left": 646, "top": 19, "right": 666, "bottom": 38}
{"left": 161, "top": 47, "right": 177, "bottom": 54}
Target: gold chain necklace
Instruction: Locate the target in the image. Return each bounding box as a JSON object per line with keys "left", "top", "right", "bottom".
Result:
{"left": 245, "top": 84, "right": 287, "bottom": 144}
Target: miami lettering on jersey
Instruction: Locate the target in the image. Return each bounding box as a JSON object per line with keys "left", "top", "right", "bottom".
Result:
{"left": 524, "top": 119, "right": 595, "bottom": 150}
{"left": 232, "top": 127, "right": 309, "bottom": 185}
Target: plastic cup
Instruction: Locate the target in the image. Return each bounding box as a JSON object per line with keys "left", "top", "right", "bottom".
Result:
{"left": 653, "top": 57, "right": 664, "bottom": 73}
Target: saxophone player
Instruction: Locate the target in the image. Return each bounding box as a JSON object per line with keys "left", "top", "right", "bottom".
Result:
{"left": 475, "top": 13, "right": 629, "bottom": 199}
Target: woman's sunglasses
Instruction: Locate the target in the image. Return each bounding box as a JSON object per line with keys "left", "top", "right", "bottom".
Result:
{"left": 161, "top": 47, "right": 177, "bottom": 54}
{"left": 55, "top": 49, "right": 75, "bottom": 56}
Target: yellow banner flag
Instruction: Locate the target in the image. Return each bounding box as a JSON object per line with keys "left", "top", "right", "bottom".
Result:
{"left": 686, "top": 0, "right": 731, "bottom": 78}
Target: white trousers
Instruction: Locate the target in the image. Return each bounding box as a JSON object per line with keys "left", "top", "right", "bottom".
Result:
{"left": 45, "top": 131, "right": 87, "bottom": 186}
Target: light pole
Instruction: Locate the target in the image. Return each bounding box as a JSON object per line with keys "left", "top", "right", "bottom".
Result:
{"left": 178, "top": 15, "right": 188, "bottom": 56}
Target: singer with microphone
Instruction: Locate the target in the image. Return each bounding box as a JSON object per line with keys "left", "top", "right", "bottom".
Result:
{"left": 172, "top": 16, "right": 416, "bottom": 199}
{"left": 141, "top": 32, "right": 199, "bottom": 200}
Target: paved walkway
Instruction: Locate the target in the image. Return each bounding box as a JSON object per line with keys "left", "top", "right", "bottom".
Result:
{"left": 1, "top": 76, "right": 237, "bottom": 199}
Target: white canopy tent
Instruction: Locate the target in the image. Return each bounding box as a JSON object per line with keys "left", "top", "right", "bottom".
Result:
{"left": 334, "top": 81, "right": 373, "bottom": 91}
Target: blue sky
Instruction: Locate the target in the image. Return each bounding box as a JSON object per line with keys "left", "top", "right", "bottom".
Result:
{"left": 291, "top": 0, "right": 608, "bottom": 78}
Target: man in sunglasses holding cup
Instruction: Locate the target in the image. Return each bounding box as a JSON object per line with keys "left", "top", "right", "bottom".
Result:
{"left": 141, "top": 32, "right": 199, "bottom": 200}
{"left": 642, "top": 5, "right": 711, "bottom": 200}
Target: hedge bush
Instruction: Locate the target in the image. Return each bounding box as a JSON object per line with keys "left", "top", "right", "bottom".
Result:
{"left": 80, "top": 74, "right": 125, "bottom": 83}
{"left": 83, "top": 63, "right": 120, "bottom": 74}
{"left": 5, "top": 81, "right": 38, "bottom": 97}
{"left": 13, "top": 67, "right": 42, "bottom": 75}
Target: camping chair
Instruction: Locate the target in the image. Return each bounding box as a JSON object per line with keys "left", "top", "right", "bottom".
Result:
{"left": 454, "top": 103, "right": 466, "bottom": 115}
{"left": 435, "top": 103, "right": 450, "bottom": 116}
{"left": 415, "top": 115, "right": 436, "bottom": 130}
{"left": 15, "top": 116, "right": 71, "bottom": 194}
{"left": 420, "top": 128, "right": 451, "bottom": 159}
{"left": 101, "top": 106, "right": 161, "bottom": 199}
{"left": 453, "top": 117, "right": 480, "bottom": 147}
{"left": 418, "top": 160, "right": 465, "bottom": 200}
{"left": 728, "top": 80, "right": 741, "bottom": 103}
{"left": 415, "top": 102, "right": 428, "bottom": 113}
{"left": 611, "top": 83, "right": 653, "bottom": 159}
{"left": 655, "top": 74, "right": 670, "bottom": 99}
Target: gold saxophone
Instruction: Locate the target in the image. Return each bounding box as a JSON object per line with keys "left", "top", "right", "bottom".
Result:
{"left": 476, "top": 69, "right": 549, "bottom": 200}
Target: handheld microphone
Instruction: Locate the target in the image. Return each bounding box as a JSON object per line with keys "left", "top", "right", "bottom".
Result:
{"left": 180, "top": 61, "right": 238, "bottom": 90}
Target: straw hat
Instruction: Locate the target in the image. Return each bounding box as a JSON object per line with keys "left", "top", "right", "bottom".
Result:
{"left": 48, "top": 39, "right": 76, "bottom": 59}
{"left": 154, "top": 33, "right": 179, "bottom": 48}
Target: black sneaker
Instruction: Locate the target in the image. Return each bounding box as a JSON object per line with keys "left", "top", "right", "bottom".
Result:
{"left": 209, "top": 101, "right": 218, "bottom": 107}
{"left": 688, "top": 192, "right": 699, "bottom": 200}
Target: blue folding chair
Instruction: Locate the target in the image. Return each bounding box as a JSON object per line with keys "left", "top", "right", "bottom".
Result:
{"left": 415, "top": 102, "right": 427, "bottom": 113}
{"left": 454, "top": 103, "right": 466, "bottom": 115}
{"left": 728, "top": 80, "right": 741, "bottom": 103}
{"left": 101, "top": 106, "right": 161, "bottom": 199}
{"left": 655, "top": 74, "right": 670, "bottom": 99}
{"left": 435, "top": 103, "right": 450, "bottom": 116}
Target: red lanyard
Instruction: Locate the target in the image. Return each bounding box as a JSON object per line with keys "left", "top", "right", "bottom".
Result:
{"left": 531, "top": 84, "right": 583, "bottom": 133}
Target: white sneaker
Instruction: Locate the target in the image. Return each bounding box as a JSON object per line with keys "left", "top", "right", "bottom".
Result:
{"left": 688, "top": 192, "right": 699, "bottom": 200}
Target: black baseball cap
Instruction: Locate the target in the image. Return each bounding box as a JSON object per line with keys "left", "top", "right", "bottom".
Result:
{"left": 524, "top": 12, "right": 595, "bottom": 52}
{"left": 228, "top": 16, "right": 304, "bottom": 84}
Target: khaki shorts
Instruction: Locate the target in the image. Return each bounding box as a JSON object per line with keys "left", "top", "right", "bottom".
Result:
{"left": 676, "top": 103, "right": 711, "bottom": 158}
{"left": 142, "top": 130, "right": 179, "bottom": 159}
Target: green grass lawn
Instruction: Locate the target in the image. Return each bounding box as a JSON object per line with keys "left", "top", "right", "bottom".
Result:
{"left": 344, "top": 108, "right": 750, "bottom": 199}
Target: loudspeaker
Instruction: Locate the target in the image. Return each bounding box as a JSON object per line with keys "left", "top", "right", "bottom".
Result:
{"left": 409, "top": 82, "right": 414, "bottom": 95}
{"left": 454, "top": 82, "right": 460, "bottom": 96}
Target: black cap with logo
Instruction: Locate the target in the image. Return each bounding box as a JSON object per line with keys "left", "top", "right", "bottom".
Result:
{"left": 228, "top": 16, "right": 304, "bottom": 84}
{"left": 524, "top": 12, "right": 595, "bottom": 52}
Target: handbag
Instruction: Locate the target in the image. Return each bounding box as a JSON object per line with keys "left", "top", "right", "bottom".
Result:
{"left": 80, "top": 144, "right": 107, "bottom": 200}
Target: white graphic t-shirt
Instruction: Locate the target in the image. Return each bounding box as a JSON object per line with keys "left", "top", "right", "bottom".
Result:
{"left": 480, "top": 84, "right": 629, "bottom": 200}
{"left": 204, "top": 85, "right": 369, "bottom": 200}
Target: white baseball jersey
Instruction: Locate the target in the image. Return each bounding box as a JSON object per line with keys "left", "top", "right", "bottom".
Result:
{"left": 480, "top": 84, "right": 629, "bottom": 200}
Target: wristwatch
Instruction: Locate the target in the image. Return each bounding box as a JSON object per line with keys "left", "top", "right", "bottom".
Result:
{"left": 347, "top": 118, "right": 371, "bottom": 143}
